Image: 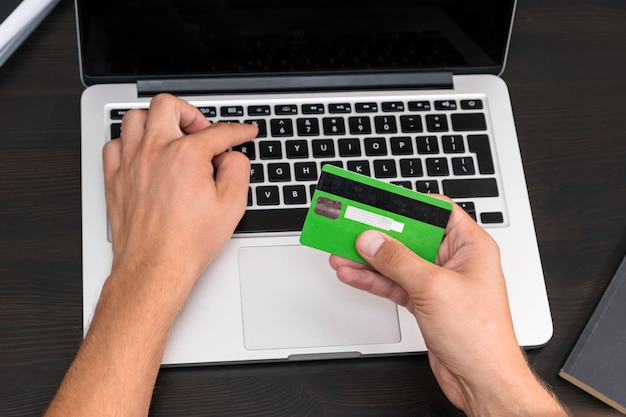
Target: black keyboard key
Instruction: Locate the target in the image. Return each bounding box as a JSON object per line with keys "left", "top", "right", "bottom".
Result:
{"left": 294, "top": 162, "right": 318, "bottom": 181}
{"left": 416, "top": 180, "right": 439, "bottom": 194}
{"left": 232, "top": 142, "right": 256, "bottom": 160}
{"left": 400, "top": 115, "right": 423, "bottom": 133}
{"left": 196, "top": 106, "right": 217, "bottom": 118}
{"left": 275, "top": 104, "right": 298, "bottom": 115}
{"left": 221, "top": 106, "right": 244, "bottom": 117}
{"left": 382, "top": 102, "right": 405, "bottom": 112}
{"left": 323, "top": 117, "right": 346, "bottom": 135}
{"left": 426, "top": 158, "right": 450, "bottom": 176}
{"left": 452, "top": 113, "right": 487, "bottom": 131}
{"left": 329, "top": 103, "right": 351, "bottom": 113}
{"left": 321, "top": 161, "right": 344, "bottom": 169}
{"left": 408, "top": 101, "right": 431, "bottom": 111}
{"left": 426, "top": 114, "right": 449, "bottom": 132}
{"left": 296, "top": 118, "right": 320, "bottom": 136}
{"left": 373, "top": 160, "right": 397, "bottom": 178}
{"left": 285, "top": 140, "right": 309, "bottom": 159}
{"left": 267, "top": 163, "right": 291, "bottom": 182}
{"left": 270, "top": 119, "right": 293, "bottom": 137}
{"left": 250, "top": 164, "right": 264, "bottom": 183}
{"left": 256, "top": 186, "right": 281, "bottom": 205}
{"left": 247, "top": 188, "right": 252, "bottom": 206}
{"left": 434, "top": 100, "right": 457, "bottom": 111}
{"left": 442, "top": 178, "right": 499, "bottom": 198}
{"left": 248, "top": 105, "right": 270, "bottom": 116}
{"left": 312, "top": 139, "right": 336, "bottom": 157}
{"left": 355, "top": 102, "right": 378, "bottom": 113}
{"left": 457, "top": 202, "right": 477, "bottom": 221}
{"left": 442, "top": 135, "right": 465, "bottom": 153}
{"left": 347, "top": 160, "right": 371, "bottom": 176}
{"left": 390, "top": 136, "right": 414, "bottom": 155}
{"left": 392, "top": 181, "right": 412, "bottom": 189}
{"left": 364, "top": 137, "right": 388, "bottom": 156}
{"left": 283, "top": 185, "right": 308, "bottom": 205}
{"left": 338, "top": 138, "right": 362, "bottom": 157}
{"left": 374, "top": 115, "right": 398, "bottom": 134}
{"left": 468, "top": 134, "right": 495, "bottom": 174}
{"left": 111, "top": 109, "right": 130, "bottom": 120}
{"left": 244, "top": 119, "right": 267, "bottom": 137}
{"left": 235, "top": 208, "right": 308, "bottom": 233}
{"left": 452, "top": 157, "right": 476, "bottom": 176}
{"left": 481, "top": 212, "right": 504, "bottom": 224}
{"left": 348, "top": 116, "right": 372, "bottom": 135}
{"left": 399, "top": 159, "right": 423, "bottom": 177}
{"left": 460, "top": 99, "right": 483, "bottom": 110}
{"left": 302, "top": 104, "right": 325, "bottom": 114}
{"left": 416, "top": 136, "right": 439, "bottom": 154}
{"left": 111, "top": 123, "right": 121, "bottom": 139}
{"left": 259, "top": 141, "right": 282, "bottom": 159}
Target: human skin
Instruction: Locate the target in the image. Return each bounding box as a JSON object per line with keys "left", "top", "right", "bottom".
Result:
{"left": 45, "top": 94, "right": 258, "bottom": 417}
{"left": 45, "top": 92, "right": 567, "bottom": 417}
{"left": 330, "top": 206, "right": 569, "bottom": 417}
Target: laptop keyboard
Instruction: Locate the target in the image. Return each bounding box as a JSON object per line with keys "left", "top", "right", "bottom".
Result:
{"left": 107, "top": 94, "right": 508, "bottom": 234}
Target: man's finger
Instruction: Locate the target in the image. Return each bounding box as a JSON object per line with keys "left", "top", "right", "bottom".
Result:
{"left": 102, "top": 139, "right": 122, "bottom": 182}
{"left": 143, "top": 94, "right": 210, "bottom": 143}
{"left": 328, "top": 254, "right": 373, "bottom": 272}
{"left": 355, "top": 230, "right": 440, "bottom": 291}
{"left": 212, "top": 151, "right": 251, "bottom": 224}
{"left": 114, "top": 108, "right": 148, "bottom": 165}
{"left": 334, "top": 262, "right": 412, "bottom": 307}
{"left": 188, "top": 122, "right": 258, "bottom": 157}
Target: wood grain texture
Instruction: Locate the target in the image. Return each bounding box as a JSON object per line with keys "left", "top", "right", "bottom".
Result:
{"left": 1, "top": 0, "right": 625, "bottom": 415}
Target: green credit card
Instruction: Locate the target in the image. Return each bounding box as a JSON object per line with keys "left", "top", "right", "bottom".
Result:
{"left": 300, "top": 165, "right": 453, "bottom": 264}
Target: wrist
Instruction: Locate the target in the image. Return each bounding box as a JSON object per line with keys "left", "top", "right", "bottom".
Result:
{"left": 93, "top": 258, "right": 200, "bottom": 342}
{"left": 110, "top": 252, "right": 201, "bottom": 304}
{"left": 462, "top": 359, "right": 568, "bottom": 417}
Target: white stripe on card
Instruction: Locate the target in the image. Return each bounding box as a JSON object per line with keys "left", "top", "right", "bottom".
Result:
{"left": 344, "top": 206, "right": 405, "bottom": 233}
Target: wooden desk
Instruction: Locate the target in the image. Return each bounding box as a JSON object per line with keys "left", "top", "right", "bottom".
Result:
{"left": 1, "top": 0, "right": 625, "bottom": 415}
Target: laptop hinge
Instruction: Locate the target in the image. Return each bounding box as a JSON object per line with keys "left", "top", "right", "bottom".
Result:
{"left": 136, "top": 71, "right": 453, "bottom": 97}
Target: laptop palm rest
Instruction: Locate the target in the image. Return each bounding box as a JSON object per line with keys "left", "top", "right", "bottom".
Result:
{"left": 238, "top": 245, "right": 401, "bottom": 351}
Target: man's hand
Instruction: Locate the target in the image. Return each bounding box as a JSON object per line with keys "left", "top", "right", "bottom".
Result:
{"left": 330, "top": 203, "right": 568, "bottom": 417}
{"left": 103, "top": 93, "right": 257, "bottom": 283}
{"left": 45, "top": 94, "right": 257, "bottom": 417}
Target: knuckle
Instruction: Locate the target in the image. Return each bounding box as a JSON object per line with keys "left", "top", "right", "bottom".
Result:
{"left": 169, "top": 138, "right": 197, "bottom": 163}
{"left": 382, "top": 242, "right": 411, "bottom": 268}
{"left": 150, "top": 93, "right": 175, "bottom": 106}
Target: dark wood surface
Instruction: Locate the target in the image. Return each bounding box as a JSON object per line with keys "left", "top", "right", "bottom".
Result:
{"left": 1, "top": 0, "right": 625, "bottom": 416}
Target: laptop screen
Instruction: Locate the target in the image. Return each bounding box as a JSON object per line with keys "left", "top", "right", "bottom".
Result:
{"left": 77, "top": 0, "right": 516, "bottom": 85}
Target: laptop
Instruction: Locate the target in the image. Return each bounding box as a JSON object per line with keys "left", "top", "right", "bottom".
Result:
{"left": 77, "top": 0, "right": 553, "bottom": 365}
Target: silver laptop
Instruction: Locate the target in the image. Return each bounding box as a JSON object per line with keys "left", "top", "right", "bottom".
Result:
{"left": 77, "top": 0, "right": 553, "bottom": 365}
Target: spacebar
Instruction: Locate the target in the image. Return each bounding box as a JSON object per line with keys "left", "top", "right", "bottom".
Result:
{"left": 442, "top": 178, "right": 499, "bottom": 198}
{"left": 235, "top": 208, "right": 308, "bottom": 233}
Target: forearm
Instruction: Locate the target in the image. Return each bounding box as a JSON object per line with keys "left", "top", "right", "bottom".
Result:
{"left": 44, "top": 96, "right": 255, "bottom": 416}
{"left": 463, "top": 358, "right": 569, "bottom": 417}
{"left": 45, "top": 266, "right": 194, "bottom": 417}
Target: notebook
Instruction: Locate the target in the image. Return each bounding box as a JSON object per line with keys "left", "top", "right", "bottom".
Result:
{"left": 560, "top": 252, "right": 626, "bottom": 413}
{"left": 77, "top": 0, "right": 554, "bottom": 365}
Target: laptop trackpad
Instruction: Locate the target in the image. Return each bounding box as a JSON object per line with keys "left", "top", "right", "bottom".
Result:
{"left": 238, "top": 245, "right": 401, "bottom": 350}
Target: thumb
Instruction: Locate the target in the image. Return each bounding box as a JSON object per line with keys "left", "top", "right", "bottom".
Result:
{"left": 355, "top": 230, "right": 439, "bottom": 292}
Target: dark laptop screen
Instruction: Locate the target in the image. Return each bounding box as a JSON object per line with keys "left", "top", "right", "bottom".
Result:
{"left": 76, "top": 0, "right": 516, "bottom": 85}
